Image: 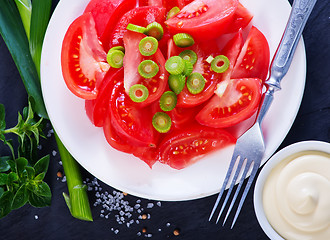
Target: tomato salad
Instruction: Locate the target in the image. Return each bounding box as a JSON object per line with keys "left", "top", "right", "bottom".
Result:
{"left": 61, "top": 0, "right": 270, "bottom": 169}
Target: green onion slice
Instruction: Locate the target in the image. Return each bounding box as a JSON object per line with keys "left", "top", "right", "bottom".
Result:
{"left": 129, "top": 84, "right": 149, "bottom": 102}
{"left": 179, "top": 50, "right": 198, "bottom": 65}
{"left": 139, "top": 36, "right": 158, "bottom": 56}
{"left": 138, "top": 60, "right": 159, "bottom": 78}
{"left": 166, "top": 6, "right": 180, "bottom": 20}
{"left": 168, "top": 74, "right": 186, "bottom": 94}
{"left": 160, "top": 91, "right": 177, "bottom": 111}
{"left": 183, "top": 60, "right": 193, "bottom": 76}
{"left": 109, "top": 46, "right": 125, "bottom": 53}
{"left": 211, "top": 55, "right": 230, "bottom": 73}
{"left": 206, "top": 55, "right": 214, "bottom": 64}
{"left": 173, "top": 33, "right": 195, "bottom": 47}
{"left": 107, "top": 49, "right": 124, "bottom": 68}
{"left": 126, "top": 23, "right": 146, "bottom": 33}
{"left": 145, "top": 22, "right": 164, "bottom": 40}
{"left": 165, "top": 56, "right": 185, "bottom": 75}
{"left": 186, "top": 72, "right": 205, "bottom": 94}
{"left": 152, "top": 112, "right": 171, "bottom": 133}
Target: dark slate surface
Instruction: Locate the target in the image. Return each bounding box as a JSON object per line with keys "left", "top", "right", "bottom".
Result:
{"left": 0, "top": 0, "right": 329, "bottom": 239}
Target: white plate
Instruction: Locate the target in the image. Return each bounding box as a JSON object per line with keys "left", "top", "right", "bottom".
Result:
{"left": 41, "top": 0, "right": 306, "bottom": 201}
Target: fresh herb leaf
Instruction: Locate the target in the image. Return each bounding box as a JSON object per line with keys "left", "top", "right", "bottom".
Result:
{"left": 15, "top": 157, "right": 28, "bottom": 179}
{"left": 0, "top": 104, "right": 5, "bottom": 130}
{"left": 28, "top": 182, "right": 51, "bottom": 207}
{"left": 34, "top": 172, "right": 45, "bottom": 181}
{"left": 33, "top": 155, "right": 49, "bottom": 176}
{"left": 0, "top": 173, "right": 8, "bottom": 186}
{"left": 0, "top": 187, "right": 4, "bottom": 198}
{"left": 0, "top": 156, "right": 11, "bottom": 172}
{"left": 14, "top": 0, "right": 32, "bottom": 40}
{"left": 0, "top": 191, "right": 14, "bottom": 218}
{"left": 25, "top": 166, "right": 35, "bottom": 179}
{"left": 12, "top": 184, "right": 28, "bottom": 210}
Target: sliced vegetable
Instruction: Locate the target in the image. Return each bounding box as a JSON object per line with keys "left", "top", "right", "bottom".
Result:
{"left": 211, "top": 55, "right": 230, "bottom": 73}
{"left": 168, "top": 74, "right": 186, "bottom": 94}
{"left": 126, "top": 23, "right": 146, "bottom": 33}
{"left": 165, "top": 56, "right": 185, "bottom": 75}
{"left": 173, "top": 33, "right": 194, "bottom": 47}
{"left": 129, "top": 84, "right": 149, "bottom": 102}
{"left": 139, "top": 36, "right": 158, "bottom": 56}
{"left": 186, "top": 72, "right": 205, "bottom": 94}
{"left": 166, "top": 6, "right": 180, "bottom": 20}
{"left": 109, "top": 46, "right": 125, "bottom": 53}
{"left": 145, "top": 22, "right": 164, "bottom": 40}
{"left": 138, "top": 60, "right": 159, "bottom": 78}
{"left": 182, "top": 60, "right": 193, "bottom": 76}
{"left": 160, "top": 91, "right": 177, "bottom": 111}
{"left": 179, "top": 50, "right": 197, "bottom": 65}
{"left": 152, "top": 112, "right": 172, "bottom": 133}
{"left": 107, "top": 49, "right": 124, "bottom": 68}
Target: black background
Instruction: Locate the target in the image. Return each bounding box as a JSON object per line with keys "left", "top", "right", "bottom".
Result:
{"left": 0, "top": 0, "right": 329, "bottom": 239}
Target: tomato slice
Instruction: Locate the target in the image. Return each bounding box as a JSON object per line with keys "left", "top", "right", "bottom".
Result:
{"left": 108, "top": 6, "right": 166, "bottom": 49}
{"left": 85, "top": 68, "right": 122, "bottom": 127}
{"left": 61, "top": 12, "right": 109, "bottom": 100}
{"left": 224, "top": 3, "right": 253, "bottom": 34}
{"left": 169, "top": 105, "right": 203, "bottom": 129}
{"left": 123, "top": 31, "right": 168, "bottom": 106}
{"left": 158, "top": 125, "right": 236, "bottom": 169}
{"left": 165, "top": 0, "right": 238, "bottom": 41}
{"left": 196, "top": 78, "right": 262, "bottom": 128}
{"left": 109, "top": 80, "right": 158, "bottom": 147}
{"left": 232, "top": 26, "right": 270, "bottom": 82}
{"left": 98, "top": 0, "right": 136, "bottom": 51}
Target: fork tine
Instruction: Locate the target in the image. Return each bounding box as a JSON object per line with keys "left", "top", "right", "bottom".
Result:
{"left": 230, "top": 163, "right": 259, "bottom": 229}
{"left": 222, "top": 160, "right": 252, "bottom": 226}
{"left": 215, "top": 155, "right": 245, "bottom": 223}
{"left": 209, "top": 153, "right": 239, "bottom": 221}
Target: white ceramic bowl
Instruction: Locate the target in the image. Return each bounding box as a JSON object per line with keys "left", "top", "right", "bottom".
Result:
{"left": 254, "top": 140, "right": 330, "bottom": 240}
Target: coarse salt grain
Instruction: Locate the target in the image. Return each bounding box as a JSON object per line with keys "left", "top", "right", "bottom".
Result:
{"left": 34, "top": 215, "right": 38, "bottom": 220}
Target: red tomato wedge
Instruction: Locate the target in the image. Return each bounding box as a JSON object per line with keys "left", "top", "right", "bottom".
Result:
{"left": 61, "top": 12, "right": 109, "bottom": 100}
{"left": 169, "top": 105, "right": 203, "bottom": 129}
{"left": 108, "top": 6, "right": 166, "bottom": 49}
{"left": 98, "top": 0, "right": 136, "bottom": 51}
{"left": 165, "top": 0, "right": 238, "bottom": 41}
{"left": 109, "top": 80, "right": 158, "bottom": 147}
{"left": 85, "top": 68, "right": 121, "bottom": 127}
{"left": 158, "top": 125, "right": 236, "bottom": 169}
{"left": 123, "top": 31, "right": 168, "bottom": 106}
{"left": 224, "top": 3, "right": 253, "bottom": 34}
{"left": 196, "top": 78, "right": 262, "bottom": 128}
{"left": 232, "top": 26, "right": 270, "bottom": 82}
{"left": 220, "top": 29, "right": 244, "bottom": 82}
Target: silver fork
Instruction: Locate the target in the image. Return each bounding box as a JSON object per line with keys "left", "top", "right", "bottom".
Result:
{"left": 209, "top": 0, "right": 317, "bottom": 228}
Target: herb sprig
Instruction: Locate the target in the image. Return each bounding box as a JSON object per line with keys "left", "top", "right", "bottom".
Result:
{"left": 0, "top": 102, "right": 51, "bottom": 218}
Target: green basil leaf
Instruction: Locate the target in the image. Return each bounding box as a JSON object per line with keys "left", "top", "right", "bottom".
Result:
{"left": 0, "top": 173, "right": 8, "bottom": 185}
{"left": 0, "top": 191, "right": 13, "bottom": 218}
{"left": 0, "top": 133, "right": 5, "bottom": 141}
{"left": 7, "top": 160, "right": 16, "bottom": 172}
{"left": 0, "top": 156, "right": 11, "bottom": 172}
{"left": 33, "top": 155, "right": 49, "bottom": 176}
{"left": 0, "top": 0, "right": 48, "bottom": 118}
{"left": 8, "top": 172, "right": 18, "bottom": 183}
{"left": 0, "top": 187, "right": 4, "bottom": 198}
{"left": 34, "top": 172, "right": 45, "bottom": 181}
{"left": 25, "top": 166, "right": 35, "bottom": 179}
{"left": 0, "top": 104, "right": 5, "bottom": 130}
{"left": 15, "top": 157, "right": 28, "bottom": 177}
{"left": 12, "top": 184, "right": 28, "bottom": 210}
{"left": 28, "top": 182, "right": 51, "bottom": 207}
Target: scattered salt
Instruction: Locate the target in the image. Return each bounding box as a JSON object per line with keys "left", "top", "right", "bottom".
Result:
{"left": 61, "top": 176, "right": 66, "bottom": 183}
{"left": 52, "top": 150, "right": 57, "bottom": 156}
{"left": 166, "top": 222, "right": 171, "bottom": 227}
{"left": 147, "top": 203, "right": 154, "bottom": 209}
{"left": 34, "top": 215, "right": 38, "bottom": 220}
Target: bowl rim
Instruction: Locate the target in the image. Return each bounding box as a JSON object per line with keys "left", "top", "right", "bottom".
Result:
{"left": 253, "top": 140, "right": 330, "bottom": 240}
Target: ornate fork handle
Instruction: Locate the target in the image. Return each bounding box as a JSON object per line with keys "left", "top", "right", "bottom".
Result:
{"left": 257, "top": 0, "right": 317, "bottom": 125}
{"left": 267, "top": 0, "right": 317, "bottom": 90}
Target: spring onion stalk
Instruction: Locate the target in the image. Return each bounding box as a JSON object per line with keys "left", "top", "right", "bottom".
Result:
{"left": 14, "top": 0, "right": 32, "bottom": 40}
{"left": 55, "top": 133, "right": 93, "bottom": 221}
{"left": 0, "top": 0, "right": 47, "bottom": 118}
{"left": 0, "top": 0, "right": 93, "bottom": 221}
{"left": 29, "top": 0, "right": 51, "bottom": 77}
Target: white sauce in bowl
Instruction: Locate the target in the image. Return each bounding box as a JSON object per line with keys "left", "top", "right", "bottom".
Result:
{"left": 263, "top": 151, "right": 330, "bottom": 240}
